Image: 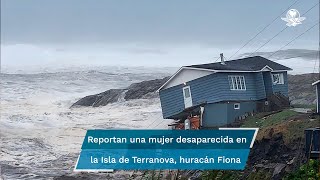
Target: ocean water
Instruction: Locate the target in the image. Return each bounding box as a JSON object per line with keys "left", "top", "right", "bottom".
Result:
{"left": 0, "top": 67, "right": 175, "bottom": 179}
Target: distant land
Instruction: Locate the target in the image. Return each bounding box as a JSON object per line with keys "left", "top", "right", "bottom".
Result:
{"left": 239, "top": 49, "right": 319, "bottom": 61}
{"left": 288, "top": 73, "right": 318, "bottom": 105}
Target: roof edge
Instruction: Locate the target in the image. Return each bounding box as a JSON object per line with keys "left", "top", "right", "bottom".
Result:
{"left": 157, "top": 67, "right": 216, "bottom": 92}
{"left": 312, "top": 80, "right": 320, "bottom": 86}
{"left": 157, "top": 66, "right": 292, "bottom": 91}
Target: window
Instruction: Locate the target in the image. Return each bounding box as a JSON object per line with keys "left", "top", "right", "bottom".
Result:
{"left": 272, "top": 73, "right": 284, "bottom": 85}
{"left": 183, "top": 86, "right": 191, "bottom": 98}
{"left": 228, "top": 75, "right": 246, "bottom": 90}
{"left": 234, "top": 103, "right": 240, "bottom": 110}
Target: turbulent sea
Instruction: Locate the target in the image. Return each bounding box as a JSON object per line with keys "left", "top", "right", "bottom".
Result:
{"left": 0, "top": 67, "right": 175, "bottom": 179}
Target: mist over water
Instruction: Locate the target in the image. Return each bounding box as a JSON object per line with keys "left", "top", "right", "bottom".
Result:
{"left": 0, "top": 67, "right": 174, "bottom": 179}
{"left": 1, "top": 43, "right": 316, "bottom": 75}
{"left": 1, "top": 43, "right": 228, "bottom": 69}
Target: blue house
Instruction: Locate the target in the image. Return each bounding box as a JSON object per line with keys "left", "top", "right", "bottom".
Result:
{"left": 158, "top": 55, "right": 292, "bottom": 127}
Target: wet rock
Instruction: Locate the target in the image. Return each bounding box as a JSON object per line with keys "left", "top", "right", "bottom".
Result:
{"left": 71, "top": 89, "right": 125, "bottom": 108}
{"left": 287, "top": 157, "right": 295, "bottom": 165}
{"left": 272, "top": 163, "right": 286, "bottom": 178}
{"left": 124, "top": 77, "right": 169, "bottom": 100}
{"left": 254, "top": 163, "right": 286, "bottom": 179}
{"left": 71, "top": 77, "right": 169, "bottom": 108}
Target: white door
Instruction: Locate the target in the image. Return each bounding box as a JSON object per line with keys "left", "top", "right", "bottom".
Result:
{"left": 183, "top": 86, "right": 193, "bottom": 108}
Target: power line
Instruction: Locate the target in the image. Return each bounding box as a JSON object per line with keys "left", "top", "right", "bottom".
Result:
{"left": 146, "top": 113, "right": 164, "bottom": 128}
{"left": 251, "top": 27, "right": 289, "bottom": 56}
{"left": 249, "top": 2, "right": 319, "bottom": 57}
{"left": 213, "top": 56, "right": 221, "bottom": 63}
{"left": 227, "top": 0, "right": 300, "bottom": 60}
{"left": 318, "top": 6, "right": 320, "bottom": 80}
{"left": 267, "top": 21, "right": 319, "bottom": 59}
{"left": 153, "top": 118, "right": 167, "bottom": 128}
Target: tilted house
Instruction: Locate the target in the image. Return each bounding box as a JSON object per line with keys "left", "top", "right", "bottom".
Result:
{"left": 158, "top": 56, "right": 292, "bottom": 127}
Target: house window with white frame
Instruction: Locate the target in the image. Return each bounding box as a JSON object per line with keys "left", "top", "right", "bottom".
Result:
{"left": 272, "top": 73, "right": 284, "bottom": 85}
{"left": 234, "top": 103, "right": 240, "bottom": 110}
{"left": 228, "top": 75, "right": 246, "bottom": 90}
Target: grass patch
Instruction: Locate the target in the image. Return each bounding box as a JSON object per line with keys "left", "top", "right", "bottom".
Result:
{"left": 285, "top": 119, "right": 320, "bottom": 142}
{"left": 201, "top": 110, "right": 320, "bottom": 180}
{"left": 241, "top": 109, "right": 320, "bottom": 143}
{"left": 241, "top": 109, "right": 298, "bottom": 128}
{"left": 284, "top": 159, "right": 320, "bottom": 180}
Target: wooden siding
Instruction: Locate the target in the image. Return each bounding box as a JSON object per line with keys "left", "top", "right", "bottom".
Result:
{"left": 272, "top": 71, "right": 289, "bottom": 96}
{"left": 159, "top": 84, "right": 185, "bottom": 118}
{"left": 159, "top": 72, "right": 268, "bottom": 119}
{"left": 202, "top": 101, "right": 257, "bottom": 127}
{"left": 202, "top": 103, "right": 228, "bottom": 127}
{"left": 255, "top": 72, "right": 266, "bottom": 99}
{"left": 226, "top": 101, "right": 256, "bottom": 124}
{"left": 263, "top": 72, "right": 273, "bottom": 96}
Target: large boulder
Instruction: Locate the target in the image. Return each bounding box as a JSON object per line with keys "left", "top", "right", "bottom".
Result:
{"left": 125, "top": 77, "right": 169, "bottom": 100}
{"left": 71, "top": 77, "right": 169, "bottom": 108}
{"left": 71, "top": 89, "right": 125, "bottom": 108}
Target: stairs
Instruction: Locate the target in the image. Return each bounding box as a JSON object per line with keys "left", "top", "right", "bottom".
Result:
{"left": 267, "top": 92, "right": 290, "bottom": 111}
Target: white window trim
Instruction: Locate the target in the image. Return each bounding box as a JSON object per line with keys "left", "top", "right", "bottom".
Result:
{"left": 272, "top": 73, "right": 284, "bottom": 85}
{"left": 234, "top": 103, "right": 240, "bottom": 110}
{"left": 183, "top": 86, "right": 191, "bottom": 98}
{"left": 228, "top": 75, "right": 246, "bottom": 91}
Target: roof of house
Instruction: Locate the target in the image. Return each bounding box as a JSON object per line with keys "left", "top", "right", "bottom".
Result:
{"left": 186, "top": 56, "right": 292, "bottom": 71}
{"left": 158, "top": 56, "right": 292, "bottom": 91}
{"left": 312, "top": 80, "right": 320, "bottom": 86}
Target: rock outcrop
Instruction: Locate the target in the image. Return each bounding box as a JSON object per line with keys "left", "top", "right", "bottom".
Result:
{"left": 71, "top": 77, "right": 169, "bottom": 108}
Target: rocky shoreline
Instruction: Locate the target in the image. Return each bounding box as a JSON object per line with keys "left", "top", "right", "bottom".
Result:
{"left": 71, "top": 77, "right": 169, "bottom": 108}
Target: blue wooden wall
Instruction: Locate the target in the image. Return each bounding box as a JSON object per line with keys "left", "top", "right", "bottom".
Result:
{"left": 272, "top": 71, "right": 289, "bottom": 96}
{"left": 160, "top": 72, "right": 267, "bottom": 119}
{"left": 226, "top": 101, "right": 256, "bottom": 124}
{"left": 159, "top": 84, "right": 185, "bottom": 118}
{"left": 188, "top": 72, "right": 263, "bottom": 104}
{"left": 202, "top": 101, "right": 257, "bottom": 127}
{"left": 262, "top": 72, "right": 273, "bottom": 96}
{"left": 202, "top": 103, "right": 228, "bottom": 127}
{"left": 255, "top": 72, "right": 267, "bottom": 99}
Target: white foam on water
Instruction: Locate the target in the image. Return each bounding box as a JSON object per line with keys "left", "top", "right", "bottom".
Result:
{"left": 0, "top": 68, "right": 173, "bottom": 179}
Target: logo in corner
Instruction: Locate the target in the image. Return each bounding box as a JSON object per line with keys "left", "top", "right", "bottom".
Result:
{"left": 281, "top": 9, "right": 306, "bottom": 27}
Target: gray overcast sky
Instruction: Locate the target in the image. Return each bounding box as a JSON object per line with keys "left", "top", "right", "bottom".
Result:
{"left": 0, "top": 0, "right": 319, "bottom": 71}
{"left": 1, "top": 0, "right": 319, "bottom": 46}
